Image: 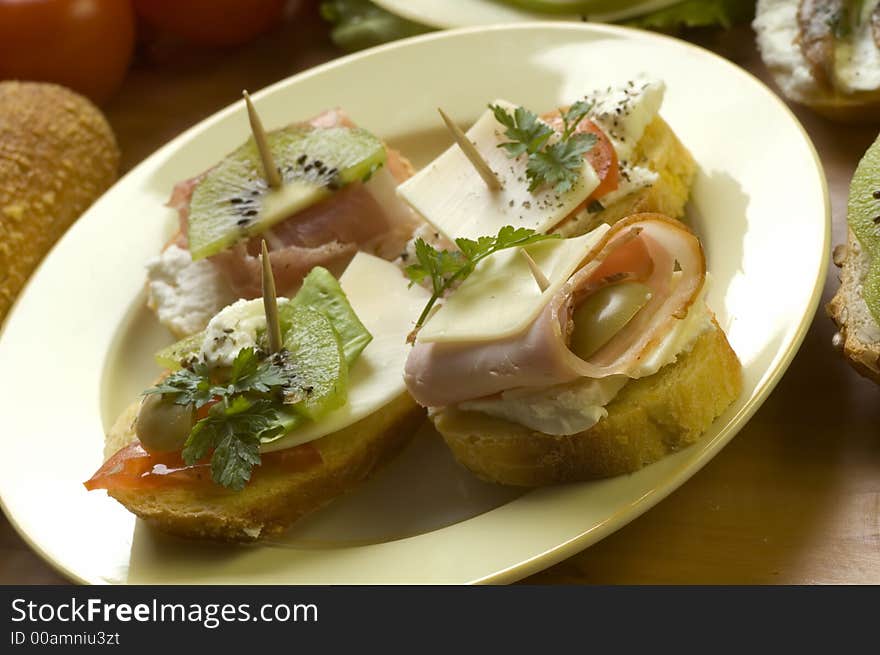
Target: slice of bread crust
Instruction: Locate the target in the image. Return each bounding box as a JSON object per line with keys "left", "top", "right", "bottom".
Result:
{"left": 552, "top": 115, "right": 697, "bottom": 238}
{"left": 432, "top": 318, "right": 741, "bottom": 487}
{"left": 102, "top": 392, "right": 425, "bottom": 542}
{"left": 827, "top": 227, "right": 880, "bottom": 383}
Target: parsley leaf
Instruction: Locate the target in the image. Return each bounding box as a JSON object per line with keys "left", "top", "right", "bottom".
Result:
{"left": 490, "top": 104, "right": 554, "bottom": 158}
{"left": 526, "top": 132, "right": 597, "bottom": 194}
{"left": 145, "top": 362, "right": 215, "bottom": 409}
{"left": 560, "top": 100, "right": 593, "bottom": 140}
{"left": 183, "top": 397, "right": 281, "bottom": 492}
{"left": 490, "top": 102, "right": 597, "bottom": 194}
{"left": 144, "top": 347, "right": 303, "bottom": 490}
{"left": 406, "top": 225, "right": 560, "bottom": 334}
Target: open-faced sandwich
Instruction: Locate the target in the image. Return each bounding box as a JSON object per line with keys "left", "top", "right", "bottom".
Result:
{"left": 399, "top": 81, "right": 742, "bottom": 485}
{"left": 86, "top": 249, "right": 430, "bottom": 541}
{"left": 147, "top": 93, "right": 423, "bottom": 338}
{"left": 828, "top": 132, "right": 880, "bottom": 378}
{"left": 403, "top": 217, "right": 741, "bottom": 486}
{"left": 754, "top": 0, "right": 880, "bottom": 121}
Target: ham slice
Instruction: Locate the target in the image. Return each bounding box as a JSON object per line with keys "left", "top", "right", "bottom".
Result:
{"left": 210, "top": 240, "right": 356, "bottom": 299}
{"left": 404, "top": 215, "right": 706, "bottom": 407}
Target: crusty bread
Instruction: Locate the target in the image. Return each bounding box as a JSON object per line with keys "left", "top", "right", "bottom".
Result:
{"left": 102, "top": 392, "right": 424, "bottom": 542}
{"left": 432, "top": 318, "right": 741, "bottom": 487}
{"left": 827, "top": 228, "right": 880, "bottom": 383}
{"left": 552, "top": 115, "right": 697, "bottom": 238}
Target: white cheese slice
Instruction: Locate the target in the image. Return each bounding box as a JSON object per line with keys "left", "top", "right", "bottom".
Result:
{"left": 418, "top": 227, "right": 608, "bottom": 344}
{"left": 397, "top": 99, "right": 600, "bottom": 242}
{"left": 262, "top": 252, "right": 429, "bottom": 453}
{"left": 585, "top": 78, "right": 665, "bottom": 161}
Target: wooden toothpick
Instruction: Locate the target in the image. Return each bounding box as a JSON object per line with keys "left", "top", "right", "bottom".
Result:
{"left": 243, "top": 90, "right": 282, "bottom": 189}
{"left": 520, "top": 250, "right": 550, "bottom": 292}
{"left": 438, "top": 108, "right": 502, "bottom": 191}
{"left": 261, "top": 240, "right": 283, "bottom": 353}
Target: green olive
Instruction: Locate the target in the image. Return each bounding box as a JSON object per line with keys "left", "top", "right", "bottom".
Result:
{"left": 569, "top": 282, "right": 652, "bottom": 359}
{"left": 135, "top": 394, "right": 195, "bottom": 455}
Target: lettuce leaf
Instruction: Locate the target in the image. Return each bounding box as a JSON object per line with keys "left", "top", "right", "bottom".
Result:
{"left": 623, "top": 0, "right": 755, "bottom": 31}
{"left": 321, "top": 0, "right": 431, "bottom": 52}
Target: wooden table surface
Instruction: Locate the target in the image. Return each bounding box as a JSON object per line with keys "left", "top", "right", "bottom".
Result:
{"left": 3, "top": 6, "right": 879, "bottom": 585}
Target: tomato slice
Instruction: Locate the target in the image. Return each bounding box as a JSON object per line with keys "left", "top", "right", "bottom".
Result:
{"left": 542, "top": 109, "right": 619, "bottom": 203}
{"left": 84, "top": 441, "right": 323, "bottom": 493}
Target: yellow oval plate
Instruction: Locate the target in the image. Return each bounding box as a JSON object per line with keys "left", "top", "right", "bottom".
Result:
{"left": 0, "top": 23, "right": 828, "bottom": 584}
{"left": 373, "top": 0, "right": 684, "bottom": 27}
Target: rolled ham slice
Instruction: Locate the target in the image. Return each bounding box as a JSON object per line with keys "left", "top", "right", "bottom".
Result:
{"left": 405, "top": 214, "right": 706, "bottom": 407}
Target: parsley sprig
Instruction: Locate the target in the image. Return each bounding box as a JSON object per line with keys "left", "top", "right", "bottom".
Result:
{"left": 145, "top": 347, "right": 298, "bottom": 490}
{"left": 489, "top": 101, "right": 596, "bottom": 194}
{"left": 406, "top": 225, "right": 560, "bottom": 334}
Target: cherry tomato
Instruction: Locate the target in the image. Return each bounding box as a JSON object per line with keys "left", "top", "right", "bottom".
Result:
{"left": 0, "top": 0, "right": 135, "bottom": 104}
{"left": 543, "top": 109, "right": 620, "bottom": 202}
{"left": 133, "top": 0, "right": 285, "bottom": 47}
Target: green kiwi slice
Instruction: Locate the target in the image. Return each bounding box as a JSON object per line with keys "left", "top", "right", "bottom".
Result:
{"left": 847, "top": 132, "right": 880, "bottom": 324}
{"left": 188, "top": 125, "right": 386, "bottom": 260}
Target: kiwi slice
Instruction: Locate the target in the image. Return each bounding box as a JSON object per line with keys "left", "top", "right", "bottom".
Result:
{"left": 848, "top": 132, "right": 880, "bottom": 324}
{"left": 188, "top": 125, "right": 386, "bottom": 260}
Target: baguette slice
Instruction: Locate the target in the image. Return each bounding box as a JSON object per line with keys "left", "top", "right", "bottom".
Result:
{"left": 827, "top": 228, "right": 880, "bottom": 382}
{"left": 432, "top": 318, "right": 741, "bottom": 487}
{"left": 552, "top": 115, "right": 697, "bottom": 238}
{"left": 102, "top": 392, "right": 424, "bottom": 542}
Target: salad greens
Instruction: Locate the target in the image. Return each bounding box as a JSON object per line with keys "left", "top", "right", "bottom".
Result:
{"left": 321, "top": 0, "right": 430, "bottom": 52}
{"left": 320, "top": 0, "right": 755, "bottom": 52}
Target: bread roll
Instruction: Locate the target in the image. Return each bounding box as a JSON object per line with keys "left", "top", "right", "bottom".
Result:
{"left": 0, "top": 81, "right": 119, "bottom": 321}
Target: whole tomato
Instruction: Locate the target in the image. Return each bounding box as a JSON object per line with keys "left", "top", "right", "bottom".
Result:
{"left": 134, "top": 0, "right": 286, "bottom": 47}
{"left": 0, "top": 0, "right": 135, "bottom": 104}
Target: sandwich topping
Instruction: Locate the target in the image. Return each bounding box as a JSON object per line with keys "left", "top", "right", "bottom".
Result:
{"left": 147, "top": 108, "right": 422, "bottom": 337}
{"left": 398, "top": 78, "right": 666, "bottom": 241}
{"left": 404, "top": 215, "right": 711, "bottom": 434}
{"left": 87, "top": 253, "right": 431, "bottom": 492}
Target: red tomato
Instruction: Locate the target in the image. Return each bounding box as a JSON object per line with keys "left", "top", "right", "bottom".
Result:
{"left": 84, "top": 440, "right": 323, "bottom": 493}
{"left": 133, "top": 0, "right": 285, "bottom": 47}
{"left": 543, "top": 109, "right": 620, "bottom": 202}
{"left": 0, "top": 0, "right": 135, "bottom": 104}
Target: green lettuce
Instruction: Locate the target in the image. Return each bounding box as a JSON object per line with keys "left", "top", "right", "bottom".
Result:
{"left": 623, "top": 0, "right": 755, "bottom": 31}
{"left": 320, "top": 0, "right": 431, "bottom": 52}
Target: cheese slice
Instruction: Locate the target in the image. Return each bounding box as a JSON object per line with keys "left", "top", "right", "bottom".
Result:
{"left": 262, "top": 252, "right": 429, "bottom": 452}
{"left": 397, "top": 99, "right": 600, "bottom": 242}
{"left": 418, "top": 227, "right": 608, "bottom": 344}
{"left": 585, "top": 78, "right": 665, "bottom": 161}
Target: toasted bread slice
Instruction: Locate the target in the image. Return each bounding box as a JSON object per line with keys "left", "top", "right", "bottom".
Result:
{"left": 432, "top": 318, "right": 741, "bottom": 487}
{"left": 553, "top": 115, "right": 697, "bottom": 238}
{"left": 827, "top": 228, "right": 880, "bottom": 383}
{"left": 102, "top": 392, "right": 424, "bottom": 542}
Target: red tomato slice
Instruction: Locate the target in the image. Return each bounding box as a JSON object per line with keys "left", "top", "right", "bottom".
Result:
{"left": 542, "top": 109, "right": 619, "bottom": 203}
{"left": 84, "top": 440, "right": 323, "bottom": 493}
